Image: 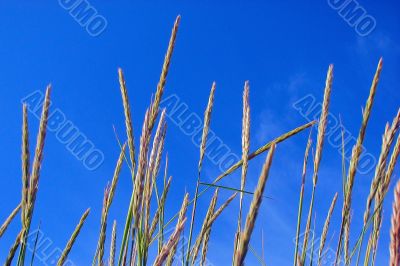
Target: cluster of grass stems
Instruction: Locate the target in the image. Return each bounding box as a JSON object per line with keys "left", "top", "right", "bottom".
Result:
{"left": 0, "top": 16, "right": 399, "bottom": 266}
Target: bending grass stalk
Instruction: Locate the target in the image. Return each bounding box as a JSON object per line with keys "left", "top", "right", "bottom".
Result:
{"left": 214, "top": 120, "right": 315, "bottom": 184}
{"left": 294, "top": 132, "right": 312, "bottom": 266}
{"left": 199, "top": 182, "right": 272, "bottom": 199}
{"left": 335, "top": 58, "right": 383, "bottom": 265}
{"left": 317, "top": 192, "right": 338, "bottom": 266}
{"left": 0, "top": 203, "right": 21, "bottom": 238}
{"left": 158, "top": 121, "right": 315, "bottom": 239}
{"left": 58, "top": 208, "right": 90, "bottom": 266}
{"left": 233, "top": 144, "right": 276, "bottom": 266}
{"left": 18, "top": 85, "right": 51, "bottom": 266}
{"left": 186, "top": 82, "right": 216, "bottom": 265}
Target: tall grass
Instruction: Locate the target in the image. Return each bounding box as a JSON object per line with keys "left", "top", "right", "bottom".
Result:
{"left": 0, "top": 16, "right": 398, "bottom": 266}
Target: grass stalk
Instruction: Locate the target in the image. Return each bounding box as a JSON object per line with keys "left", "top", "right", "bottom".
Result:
{"left": 58, "top": 208, "right": 90, "bottom": 266}
{"left": 233, "top": 144, "right": 276, "bottom": 265}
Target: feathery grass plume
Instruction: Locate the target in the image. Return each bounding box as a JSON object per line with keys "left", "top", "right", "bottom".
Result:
{"left": 363, "top": 235, "right": 373, "bottom": 265}
{"left": 133, "top": 107, "right": 152, "bottom": 225}
{"left": 363, "top": 110, "right": 400, "bottom": 226}
{"left": 214, "top": 120, "right": 315, "bottom": 184}
{"left": 153, "top": 218, "right": 187, "bottom": 266}
{"left": 317, "top": 192, "right": 338, "bottom": 266}
{"left": 390, "top": 180, "right": 400, "bottom": 266}
{"left": 234, "top": 144, "right": 276, "bottom": 266}
{"left": 109, "top": 220, "right": 117, "bottom": 266}
{"left": 301, "top": 64, "right": 333, "bottom": 264}
{"left": 144, "top": 110, "right": 167, "bottom": 239}
{"left": 118, "top": 108, "right": 152, "bottom": 265}
{"left": 0, "top": 204, "right": 21, "bottom": 238}
{"left": 149, "top": 15, "right": 180, "bottom": 130}
{"left": 166, "top": 193, "right": 189, "bottom": 266}
{"left": 297, "top": 254, "right": 303, "bottom": 266}
{"left": 5, "top": 229, "right": 23, "bottom": 265}
{"left": 356, "top": 111, "right": 400, "bottom": 264}
{"left": 369, "top": 129, "right": 400, "bottom": 263}
{"left": 335, "top": 58, "right": 383, "bottom": 265}
{"left": 207, "top": 192, "right": 237, "bottom": 227}
{"left": 202, "top": 193, "right": 238, "bottom": 266}
{"left": 58, "top": 208, "right": 90, "bottom": 266}
{"left": 364, "top": 204, "right": 383, "bottom": 265}
{"left": 344, "top": 211, "right": 353, "bottom": 264}
{"left": 93, "top": 144, "right": 126, "bottom": 265}
{"left": 21, "top": 104, "right": 30, "bottom": 226}
{"left": 18, "top": 85, "right": 51, "bottom": 266}
{"left": 235, "top": 81, "right": 251, "bottom": 255}
{"left": 191, "top": 188, "right": 219, "bottom": 265}
{"left": 313, "top": 64, "right": 333, "bottom": 185}
{"left": 119, "top": 68, "right": 136, "bottom": 172}
{"left": 294, "top": 131, "right": 312, "bottom": 266}
{"left": 148, "top": 116, "right": 167, "bottom": 207}
{"left": 187, "top": 82, "right": 216, "bottom": 265}
{"left": 118, "top": 16, "right": 180, "bottom": 265}
{"left": 201, "top": 221, "right": 212, "bottom": 266}
{"left": 198, "top": 82, "right": 216, "bottom": 173}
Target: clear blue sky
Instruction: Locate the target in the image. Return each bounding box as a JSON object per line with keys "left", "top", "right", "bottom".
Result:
{"left": 0, "top": 1, "right": 399, "bottom": 265}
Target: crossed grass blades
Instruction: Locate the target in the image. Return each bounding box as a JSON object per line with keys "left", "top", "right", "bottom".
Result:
{"left": 0, "top": 15, "right": 399, "bottom": 266}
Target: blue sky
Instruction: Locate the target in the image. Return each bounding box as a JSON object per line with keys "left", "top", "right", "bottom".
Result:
{"left": 0, "top": 1, "right": 399, "bottom": 265}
